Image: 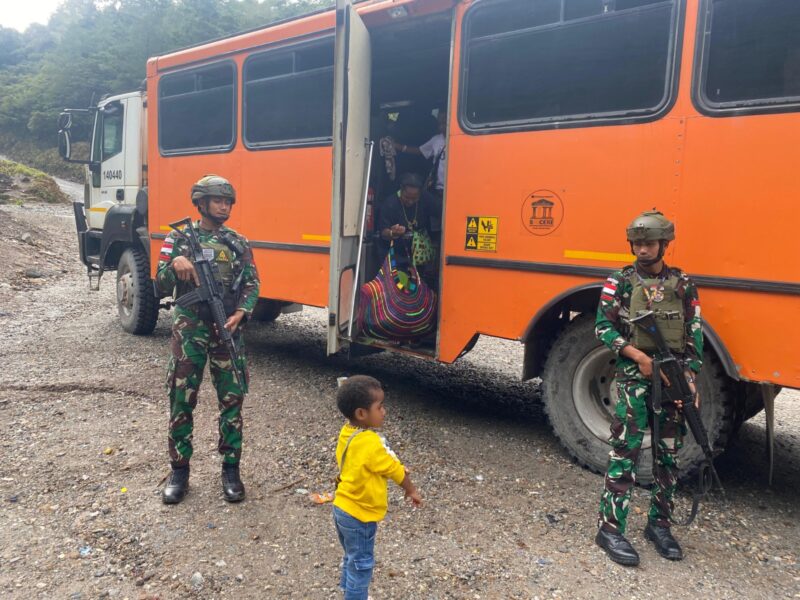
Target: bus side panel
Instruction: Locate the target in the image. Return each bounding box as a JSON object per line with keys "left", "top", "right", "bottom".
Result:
{"left": 438, "top": 117, "right": 683, "bottom": 363}
{"left": 679, "top": 113, "right": 800, "bottom": 387}
{"left": 238, "top": 146, "right": 332, "bottom": 308}
{"left": 147, "top": 146, "right": 332, "bottom": 309}
{"left": 690, "top": 288, "right": 799, "bottom": 386}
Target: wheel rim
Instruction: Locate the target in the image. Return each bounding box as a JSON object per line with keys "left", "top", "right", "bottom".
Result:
{"left": 571, "top": 346, "right": 652, "bottom": 450}
{"left": 117, "top": 265, "right": 134, "bottom": 317}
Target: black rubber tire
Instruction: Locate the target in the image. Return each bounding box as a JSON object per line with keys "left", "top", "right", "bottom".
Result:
{"left": 116, "top": 247, "right": 158, "bottom": 335}
{"left": 541, "top": 314, "right": 735, "bottom": 483}
{"left": 251, "top": 299, "right": 283, "bottom": 323}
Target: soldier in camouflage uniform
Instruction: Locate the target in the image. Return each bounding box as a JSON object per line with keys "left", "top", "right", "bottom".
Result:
{"left": 594, "top": 210, "right": 702, "bottom": 566}
{"left": 157, "top": 175, "right": 260, "bottom": 504}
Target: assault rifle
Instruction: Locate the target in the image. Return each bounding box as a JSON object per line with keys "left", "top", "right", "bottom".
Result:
{"left": 630, "top": 310, "right": 726, "bottom": 525}
{"left": 169, "top": 217, "right": 245, "bottom": 392}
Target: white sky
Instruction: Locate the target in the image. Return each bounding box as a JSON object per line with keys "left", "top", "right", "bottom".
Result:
{"left": 0, "top": 0, "right": 64, "bottom": 32}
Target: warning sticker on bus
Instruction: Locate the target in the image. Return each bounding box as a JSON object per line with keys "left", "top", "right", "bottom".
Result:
{"left": 465, "top": 216, "right": 498, "bottom": 252}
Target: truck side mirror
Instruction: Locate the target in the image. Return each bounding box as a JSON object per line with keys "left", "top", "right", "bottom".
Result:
{"left": 58, "top": 129, "right": 72, "bottom": 160}
{"left": 57, "top": 112, "right": 72, "bottom": 130}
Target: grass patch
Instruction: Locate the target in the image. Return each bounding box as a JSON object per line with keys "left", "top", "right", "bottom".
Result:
{"left": 0, "top": 159, "right": 49, "bottom": 180}
{"left": 0, "top": 133, "right": 86, "bottom": 182}
{"left": 0, "top": 159, "right": 70, "bottom": 204}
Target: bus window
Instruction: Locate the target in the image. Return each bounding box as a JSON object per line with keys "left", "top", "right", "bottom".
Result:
{"left": 460, "top": 0, "right": 679, "bottom": 131}
{"left": 158, "top": 61, "right": 236, "bottom": 155}
{"left": 243, "top": 38, "right": 334, "bottom": 148}
{"left": 697, "top": 0, "right": 800, "bottom": 112}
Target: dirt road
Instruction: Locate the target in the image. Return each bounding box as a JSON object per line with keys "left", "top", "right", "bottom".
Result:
{"left": 0, "top": 201, "right": 798, "bottom": 599}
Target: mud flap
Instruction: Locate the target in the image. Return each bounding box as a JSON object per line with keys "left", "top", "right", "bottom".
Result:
{"left": 761, "top": 383, "right": 779, "bottom": 485}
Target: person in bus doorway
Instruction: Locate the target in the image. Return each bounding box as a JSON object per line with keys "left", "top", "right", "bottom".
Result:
{"left": 393, "top": 109, "right": 447, "bottom": 231}
{"left": 594, "top": 210, "right": 703, "bottom": 566}
{"left": 378, "top": 172, "right": 438, "bottom": 289}
{"left": 156, "top": 175, "right": 260, "bottom": 505}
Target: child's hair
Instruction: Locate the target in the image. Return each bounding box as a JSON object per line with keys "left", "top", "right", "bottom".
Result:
{"left": 337, "top": 375, "right": 383, "bottom": 420}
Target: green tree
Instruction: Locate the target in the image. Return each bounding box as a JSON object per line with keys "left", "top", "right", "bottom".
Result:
{"left": 0, "top": 0, "right": 330, "bottom": 149}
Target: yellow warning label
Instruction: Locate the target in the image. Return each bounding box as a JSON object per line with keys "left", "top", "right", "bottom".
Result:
{"left": 478, "top": 217, "right": 497, "bottom": 235}
{"left": 477, "top": 234, "right": 496, "bottom": 251}
{"left": 465, "top": 215, "right": 498, "bottom": 252}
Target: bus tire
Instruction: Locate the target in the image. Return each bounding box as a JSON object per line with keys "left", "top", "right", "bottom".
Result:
{"left": 541, "top": 313, "right": 735, "bottom": 484}
{"left": 116, "top": 247, "right": 158, "bottom": 335}
{"left": 252, "top": 299, "right": 283, "bottom": 323}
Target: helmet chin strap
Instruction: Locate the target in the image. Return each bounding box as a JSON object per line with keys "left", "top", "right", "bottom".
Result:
{"left": 630, "top": 240, "right": 666, "bottom": 267}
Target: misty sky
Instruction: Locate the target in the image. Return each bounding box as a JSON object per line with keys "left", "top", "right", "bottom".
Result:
{"left": 1, "top": 0, "right": 63, "bottom": 32}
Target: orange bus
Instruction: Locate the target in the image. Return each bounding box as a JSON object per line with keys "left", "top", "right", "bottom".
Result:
{"left": 60, "top": 0, "right": 800, "bottom": 479}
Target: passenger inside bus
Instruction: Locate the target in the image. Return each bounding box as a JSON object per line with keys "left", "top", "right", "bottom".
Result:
{"left": 376, "top": 172, "right": 439, "bottom": 291}
{"left": 392, "top": 109, "right": 447, "bottom": 232}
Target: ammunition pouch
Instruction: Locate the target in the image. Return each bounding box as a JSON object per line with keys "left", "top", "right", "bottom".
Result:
{"left": 631, "top": 310, "right": 685, "bottom": 353}
{"left": 191, "top": 290, "right": 240, "bottom": 322}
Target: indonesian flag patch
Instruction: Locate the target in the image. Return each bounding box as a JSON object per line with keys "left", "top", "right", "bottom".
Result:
{"left": 600, "top": 277, "right": 618, "bottom": 302}
{"left": 158, "top": 238, "right": 174, "bottom": 262}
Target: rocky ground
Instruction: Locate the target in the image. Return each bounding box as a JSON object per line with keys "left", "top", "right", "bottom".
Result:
{"left": 0, "top": 196, "right": 798, "bottom": 599}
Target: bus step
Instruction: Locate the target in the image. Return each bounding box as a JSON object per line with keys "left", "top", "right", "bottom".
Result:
{"left": 352, "top": 336, "right": 435, "bottom": 359}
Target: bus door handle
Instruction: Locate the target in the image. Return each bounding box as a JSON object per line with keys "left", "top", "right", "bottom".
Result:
{"left": 116, "top": 188, "right": 124, "bottom": 201}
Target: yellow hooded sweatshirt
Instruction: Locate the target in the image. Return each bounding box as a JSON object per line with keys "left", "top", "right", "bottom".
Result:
{"left": 333, "top": 423, "right": 406, "bottom": 522}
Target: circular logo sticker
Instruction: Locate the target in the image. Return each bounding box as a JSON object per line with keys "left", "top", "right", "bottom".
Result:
{"left": 521, "top": 189, "right": 564, "bottom": 236}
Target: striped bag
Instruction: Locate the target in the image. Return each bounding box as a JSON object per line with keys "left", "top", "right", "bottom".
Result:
{"left": 356, "top": 243, "right": 437, "bottom": 341}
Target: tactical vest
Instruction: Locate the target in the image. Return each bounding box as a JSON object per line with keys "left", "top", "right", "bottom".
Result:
{"left": 176, "top": 233, "right": 243, "bottom": 319}
{"left": 628, "top": 271, "right": 686, "bottom": 353}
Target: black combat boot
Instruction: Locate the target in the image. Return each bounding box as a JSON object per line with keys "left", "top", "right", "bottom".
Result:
{"left": 162, "top": 466, "right": 190, "bottom": 505}
{"left": 644, "top": 521, "right": 683, "bottom": 560}
{"left": 221, "top": 463, "right": 245, "bottom": 502}
{"left": 595, "top": 527, "right": 640, "bottom": 566}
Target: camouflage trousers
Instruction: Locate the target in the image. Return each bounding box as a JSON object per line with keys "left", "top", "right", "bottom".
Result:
{"left": 166, "top": 309, "right": 248, "bottom": 468}
{"left": 598, "top": 373, "right": 685, "bottom": 534}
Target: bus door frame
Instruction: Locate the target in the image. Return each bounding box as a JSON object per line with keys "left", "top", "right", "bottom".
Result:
{"left": 327, "top": 0, "right": 373, "bottom": 355}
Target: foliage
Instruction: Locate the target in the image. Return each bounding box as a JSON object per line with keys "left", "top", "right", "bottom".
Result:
{"left": 0, "top": 0, "right": 330, "bottom": 167}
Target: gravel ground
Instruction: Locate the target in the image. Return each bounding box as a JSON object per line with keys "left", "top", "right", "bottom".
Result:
{"left": 0, "top": 200, "right": 798, "bottom": 600}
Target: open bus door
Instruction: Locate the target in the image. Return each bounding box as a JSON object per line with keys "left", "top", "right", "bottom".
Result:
{"left": 327, "top": 0, "right": 372, "bottom": 355}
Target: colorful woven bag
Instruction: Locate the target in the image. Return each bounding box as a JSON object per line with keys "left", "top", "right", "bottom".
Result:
{"left": 356, "top": 243, "right": 437, "bottom": 341}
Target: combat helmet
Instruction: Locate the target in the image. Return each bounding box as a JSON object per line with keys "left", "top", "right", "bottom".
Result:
{"left": 191, "top": 174, "right": 236, "bottom": 206}
{"left": 626, "top": 210, "right": 675, "bottom": 242}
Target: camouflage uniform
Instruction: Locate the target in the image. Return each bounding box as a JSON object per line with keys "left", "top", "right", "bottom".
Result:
{"left": 596, "top": 264, "right": 702, "bottom": 534}
{"left": 156, "top": 222, "right": 260, "bottom": 468}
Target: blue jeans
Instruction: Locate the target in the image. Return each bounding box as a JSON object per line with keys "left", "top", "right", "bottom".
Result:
{"left": 333, "top": 506, "right": 377, "bottom": 600}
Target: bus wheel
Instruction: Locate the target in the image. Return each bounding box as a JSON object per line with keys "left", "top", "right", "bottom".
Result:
{"left": 252, "top": 299, "right": 283, "bottom": 323}
{"left": 116, "top": 247, "right": 158, "bottom": 335}
{"left": 541, "top": 313, "right": 735, "bottom": 484}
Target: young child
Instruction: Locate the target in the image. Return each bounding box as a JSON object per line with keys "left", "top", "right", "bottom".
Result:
{"left": 333, "top": 375, "right": 422, "bottom": 600}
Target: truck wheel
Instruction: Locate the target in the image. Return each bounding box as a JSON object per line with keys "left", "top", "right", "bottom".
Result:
{"left": 252, "top": 299, "right": 283, "bottom": 323}
{"left": 116, "top": 247, "right": 158, "bottom": 335}
{"left": 541, "top": 313, "right": 734, "bottom": 483}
